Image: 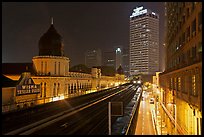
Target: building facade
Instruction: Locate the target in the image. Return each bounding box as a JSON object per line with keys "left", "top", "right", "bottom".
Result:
{"left": 129, "top": 6, "right": 159, "bottom": 76}
{"left": 85, "top": 49, "right": 102, "bottom": 68}
{"left": 159, "top": 2, "right": 202, "bottom": 135}
{"left": 122, "top": 47, "right": 130, "bottom": 76}
{"left": 102, "top": 51, "right": 115, "bottom": 68}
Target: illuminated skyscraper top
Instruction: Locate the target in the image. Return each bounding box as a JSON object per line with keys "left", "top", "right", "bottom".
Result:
{"left": 130, "top": 6, "right": 159, "bottom": 18}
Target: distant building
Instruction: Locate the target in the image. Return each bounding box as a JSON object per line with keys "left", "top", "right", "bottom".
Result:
{"left": 115, "top": 47, "right": 122, "bottom": 71}
{"left": 122, "top": 47, "right": 129, "bottom": 76}
{"left": 129, "top": 6, "right": 159, "bottom": 76}
{"left": 102, "top": 51, "right": 115, "bottom": 68}
{"left": 85, "top": 49, "right": 102, "bottom": 68}
{"left": 103, "top": 47, "right": 129, "bottom": 76}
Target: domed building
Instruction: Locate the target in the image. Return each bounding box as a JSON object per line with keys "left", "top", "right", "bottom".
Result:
{"left": 32, "top": 21, "right": 69, "bottom": 76}
{"left": 2, "top": 19, "right": 127, "bottom": 112}
{"left": 38, "top": 23, "right": 64, "bottom": 56}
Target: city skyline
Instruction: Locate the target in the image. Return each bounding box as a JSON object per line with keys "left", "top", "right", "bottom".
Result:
{"left": 2, "top": 2, "right": 165, "bottom": 68}
{"left": 2, "top": 2, "right": 202, "bottom": 135}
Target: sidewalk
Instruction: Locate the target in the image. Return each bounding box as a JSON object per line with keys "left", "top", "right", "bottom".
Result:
{"left": 151, "top": 103, "right": 168, "bottom": 135}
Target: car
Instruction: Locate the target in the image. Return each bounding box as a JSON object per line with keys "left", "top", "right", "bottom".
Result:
{"left": 149, "top": 98, "right": 154, "bottom": 104}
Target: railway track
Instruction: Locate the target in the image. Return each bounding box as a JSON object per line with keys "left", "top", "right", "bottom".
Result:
{"left": 3, "top": 83, "right": 140, "bottom": 135}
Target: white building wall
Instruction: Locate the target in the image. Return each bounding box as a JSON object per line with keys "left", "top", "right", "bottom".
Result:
{"left": 32, "top": 56, "right": 69, "bottom": 76}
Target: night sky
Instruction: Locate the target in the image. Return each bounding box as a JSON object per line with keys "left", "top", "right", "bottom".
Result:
{"left": 2, "top": 2, "right": 165, "bottom": 68}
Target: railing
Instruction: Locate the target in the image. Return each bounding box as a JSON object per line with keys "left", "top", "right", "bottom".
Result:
{"left": 2, "top": 91, "right": 92, "bottom": 114}
{"left": 125, "top": 89, "right": 142, "bottom": 135}
{"left": 160, "top": 102, "right": 188, "bottom": 135}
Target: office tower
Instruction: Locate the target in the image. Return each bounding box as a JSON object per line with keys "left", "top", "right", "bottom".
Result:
{"left": 115, "top": 47, "right": 122, "bottom": 70}
{"left": 85, "top": 49, "right": 102, "bottom": 68}
{"left": 122, "top": 47, "right": 130, "bottom": 76}
{"left": 129, "top": 6, "right": 159, "bottom": 76}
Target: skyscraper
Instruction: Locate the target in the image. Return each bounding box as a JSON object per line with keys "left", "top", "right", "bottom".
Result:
{"left": 122, "top": 47, "right": 129, "bottom": 76}
{"left": 115, "top": 47, "right": 122, "bottom": 71}
{"left": 129, "top": 6, "right": 159, "bottom": 76}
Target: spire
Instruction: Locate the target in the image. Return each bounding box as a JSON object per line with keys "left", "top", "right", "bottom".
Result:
{"left": 51, "top": 17, "right": 54, "bottom": 25}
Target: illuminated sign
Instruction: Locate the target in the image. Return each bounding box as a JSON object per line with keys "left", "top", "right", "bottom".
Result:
{"left": 130, "top": 6, "right": 147, "bottom": 18}
{"left": 16, "top": 84, "right": 40, "bottom": 96}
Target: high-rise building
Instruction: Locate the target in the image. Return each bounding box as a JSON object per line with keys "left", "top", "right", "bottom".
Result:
{"left": 122, "top": 47, "right": 130, "bottom": 76}
{"left": 129, "top": 6, "right": 159, "bottom": 76}
{"left": 85, "top": 49, "right": 102, "bottom": 68}
{"left": 159, "top": 2, "right": 202, "bottom": 135}
{"left": 115, "top": 47, "right": 122, "bottom": 70}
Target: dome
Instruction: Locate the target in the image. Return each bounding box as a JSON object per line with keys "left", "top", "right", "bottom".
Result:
{"left": 38, "top": 24, "right": 64, "bottom": 56}
{"left": 116, "top": 65, "right": 124, "bottom": 74}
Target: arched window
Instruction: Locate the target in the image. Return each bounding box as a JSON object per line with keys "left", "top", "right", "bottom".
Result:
{"left": 58, "top": 62, "right": 60, "bottom": 75}
{"left": 45, "top": 62, "right": 47, "bottom": 75}
{"left": 40, "top": 82, "right": 43, "bottom": 97}
{"left": 57, "top": 83, "right": 60, "bottom": 96}
{"left": 44, "top": 83, "right": 46, "bottom": 97}
{"left": 41, "top": 61, "right": 43, "bottom": 75}
{"left": 54, "top": 83, "right": 56, "bottom": 97}
{"left": 54, "top": 62, "right": 57, "bottom": 75}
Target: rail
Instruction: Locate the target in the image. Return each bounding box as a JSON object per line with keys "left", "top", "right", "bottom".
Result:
{"left": 160, "top": 102, "right": 188, "bottom": 135}
{"left": 4, "top": 86, "right": 130, "bottom": 135}
{"left": 124, "top": 87, "right": 142, "bottom": 135}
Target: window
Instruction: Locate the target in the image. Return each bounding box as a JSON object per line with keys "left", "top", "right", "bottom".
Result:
{"left": 45, "top": 62, "right": 47, "bottom": 74}
{"left": 58, "top": 62, "right": 60, "bottom": 75}
{"left": 178, "top": 77, "right": 181, "bottom": 91}
{"left": 170, "top": 78, "right": 173, "bottom": 90}
{"left": 192, "top": 46, "right": 196, "bottom": 59}
{"left": 186, "top": 8, "right": 190, "bottom": 18}
{"left": 191, "top": 75, "right": 198, "bottom": 96}
{"left": 54, "top": 83, "right": 56, "bottom": 97}
{"left": 44, "top": 83, "right": 46, "bottom": 97}
{"left": 54, "top": 62, "right": 56, "bottom": 74}
{"left": 191, "top": 19, "right": 196, "bottom": 37}
{"left": 41, "top": 61, "right": 43, "bottom": 74}
{"left": 40, "top": 82, "right": 43, "bottom": 97}
{"left": 198, "top": 11, "right": 202, "bottom": 31}
{"left": 182, "top": 15, "right": 185, "bottom": 24}
{"left": 174, "top": 77, "right": 177, "bottom": 90}
{"left": 57, "top": 83, "right": 60, "bottom": 96}
{"left": 182, "top": 32, "right": 185, "bottom": 44}
{"left": 186, "top": 26, "right": 190, "bottom": 41}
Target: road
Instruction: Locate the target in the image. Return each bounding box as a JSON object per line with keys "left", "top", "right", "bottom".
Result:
{"left": 135, "top": 94, "right": 156, "bottom": 135}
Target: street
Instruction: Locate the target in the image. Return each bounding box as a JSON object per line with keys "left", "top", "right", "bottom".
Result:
{"left": 135, "top": 94, "right": 156, "bottom": 135}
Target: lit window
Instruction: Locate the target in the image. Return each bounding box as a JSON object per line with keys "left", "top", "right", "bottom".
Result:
{"left": 178, "top": 77, "right": 181, "bottom": 91}
{"left": 192, "top": 75, "right": 197, "bottom": 96}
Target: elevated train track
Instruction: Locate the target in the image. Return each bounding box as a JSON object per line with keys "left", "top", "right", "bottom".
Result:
{"left": 3, "top": 83, "right": 141, "bottom": 135}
